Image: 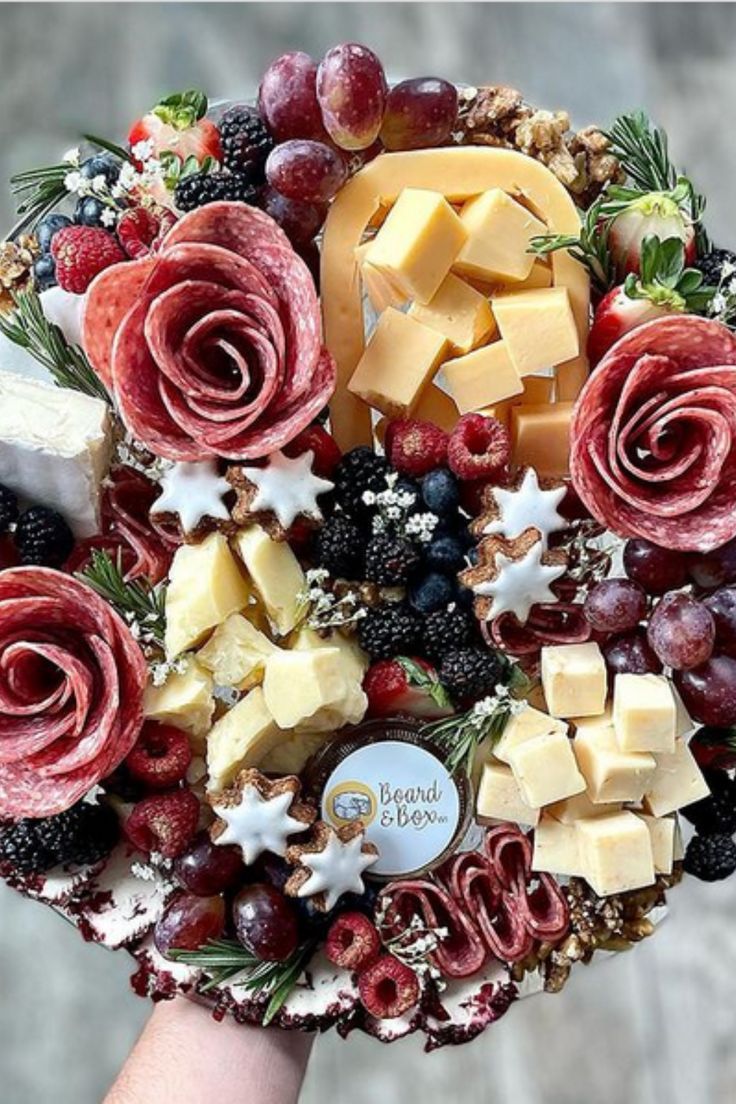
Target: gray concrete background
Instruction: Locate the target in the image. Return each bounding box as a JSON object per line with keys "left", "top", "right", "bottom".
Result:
{"left": 1, "top": 4, "right": 736, "bottom": 1102}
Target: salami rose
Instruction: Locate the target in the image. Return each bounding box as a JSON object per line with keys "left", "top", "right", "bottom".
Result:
{"left": 83, "top": 202, "right": 336, "bottom": 461}
{"left": 0, "top": 568, "right": 148, "bottom": 819}
{"left": 570, "top": 315, "right": 736, "bottom": 553}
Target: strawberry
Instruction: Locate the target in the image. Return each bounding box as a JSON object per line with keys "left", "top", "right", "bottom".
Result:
{"left": 358, "top": 954, "right": 420, "bottom": 1019}
{"left": 128, "top": 89, "right": 222, "bottom": 168}
{"left": 325, "top": 912, "right": 381, "bottom": 971}
{"left": 51, "top": 226, "right": 125, "bottom": 293}
{"left": 587, "top": 235, "right": 715, "bottom": 365}
{"left": 605, "top": 181, "right": 697, "bottom": 279}
{"left": 283, "top": 424, "right": 341, "bottom": 479}
{"left": 363, "top": 657, "right": 453, "bottom": 720}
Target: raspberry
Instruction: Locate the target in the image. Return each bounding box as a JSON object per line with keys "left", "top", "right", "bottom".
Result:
{"left": 358, "top": 954, "right": 420, "bottom": 1018}
{"left": 447, "top": 414, "right": 511, "bottom": 482}
{"left": 117, "top": 207, "right": 165, "bottom": 259}
{"left": 325, "top": 911, "right": 381, "bottom": 971}
{"left": 51, "top": 225, "right": 126, "bottom": 293}
{"left": 386, "top": 418, "right": 449, "bottom": 478}
{"left": 284, "top": 425, "right": 342, "bottom": 479}
{"left": 124, "top": 790, "right": 200, "bottom": 858}
{"left": 124, "top": 722, "right": 192, "bottom": 791}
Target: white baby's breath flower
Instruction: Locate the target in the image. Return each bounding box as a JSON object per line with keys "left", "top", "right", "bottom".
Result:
{"left": 100, "top": 207, "right": 117, "bottom": 228}
{"left": 63, "top": 170, "right": 84, "bottom": 194}
{"left": 131, "top": 138, "right": 155, "bottom": 162}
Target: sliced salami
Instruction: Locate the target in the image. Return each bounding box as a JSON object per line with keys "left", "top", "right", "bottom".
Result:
{"left": 82, "top": 256, "right": 157, "bottom": 386}
{"left": 570, "top": 315, "right": 736, "bottom": 552}
{"left": 0, "top": 568, "right": 147, "bottom": 819}
{"left": 379, "top": 879, "right": 488, "bottom": 979}
{"left": 486, "top": 602, "right": 592, "bottom": 656}
{"left": 441, "top": 851, "right": 533, "bottom": 963}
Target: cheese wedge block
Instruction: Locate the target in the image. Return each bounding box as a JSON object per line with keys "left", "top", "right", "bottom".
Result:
{"left": 165, "top": 532, "right": 250, "bottom": 657}
{"left": 206, "top": 687, "right": 284, "bottom": 792}
{"left": 0, "top": 371, "right": 112, "bottom": 537}
{"left": 144, "top": 657, "right": 215, "bottom": 751}
{"left": 234, "top": 525, "right": 305, "bottom": 637}
{"left": 197, "top": 613, "right": 279, "bottom": 690}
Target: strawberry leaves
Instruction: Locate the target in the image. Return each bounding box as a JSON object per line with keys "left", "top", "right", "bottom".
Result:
{"left": 396, "top": 656, "right": 452, "bottom": 711}
{"left": 623, "top": 235, "right": 715, "bottom": 313}
{"left": 153, "top": 90, "right": 209, "bottom": 130}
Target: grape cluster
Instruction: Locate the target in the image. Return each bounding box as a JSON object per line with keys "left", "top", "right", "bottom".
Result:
{"left": 583, "top": 536, "right": 736, "bottom": 728}
{"left": 253, "top": 45, "right": 459, "bottom": 251}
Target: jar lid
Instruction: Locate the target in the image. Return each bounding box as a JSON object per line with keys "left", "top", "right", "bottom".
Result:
{"left": 304, "top": 718, "right": 472, "bottom": 880}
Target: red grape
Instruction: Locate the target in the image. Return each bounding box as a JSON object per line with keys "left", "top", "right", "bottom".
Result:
{"left": 690, "top": 727, "right": 736, "bottom": 771}
{"left": 623, "top": 539, "right": 689, "bottom": 595}
{"left": 174, "top": 832, "right": 244, "bottom": 897}
{"left": 688, "top": 537, "right": 736, "bottom": 591}
{"left": 647, "top": 592, "right": 715, "bottom": 670}
{"left": 584, "top": 578, "right": 647, "bottom": 633}
{"left": 260, "top": 186, "right": 327, "bottom": 247}
{"left": 232, "top": 883, "right": 299, "bottom": 962}
{"left": 602, "top": 628, "right": 663, "bottom": 676}
{"left": 703, "top": 587, "right": 736, "bottom": 657}
{"left": 154, "top": 892, "right": 225, "bottom": 957}
{"left": 316, "top": 43, "right": 387, "bottom": 150}
{"left": 258, "top": 51, "right": 327, "bottom": 142}
{"left": 380, "top": 77, "right": 458, "bottom": 151}
{"left": 266, "top": 140, "right": 347, "bottom": 204}
{"left": 675, "top": 655, "right": 736, "bottom": 726}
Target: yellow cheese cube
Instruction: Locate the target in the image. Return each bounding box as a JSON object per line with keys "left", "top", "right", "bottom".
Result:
{"left": 532, "top": 815, "right": 583, "bottom": 877}
{"left": 355, "top": 242, "right": 408, "bottom": 313}
{"left": 492, "top": 287, "right": 580, "bottom": 376}
{"left": 507, "top": 731, "right": 586, "bottom": 808}
{"left": 644, "top": 739, "right": 710, "bottom": 817}
{"left": 164, "top": 532, "right": 250, "bottom": 657}
{"left": 365, "top": 188, "right": 467, "bottom": 304}
{"left": 494, "top": 705, "right": 567, "bottom": 765}
{"left": 613, "top": 673, "right": 677, "bottom": 754}
{"left": 412, "top": 383, "right": 460, "bottom": 432}
{"left": 234, "top": 526, "right": 305, "bottom": 637}
{"left": 541, "top": 642, "right": 608, "bottom": 719}
{"left": 442, "top": 341, "right": 523, "bottom": 415}
{"left": 476, "top": 760, "right": 540, "bottom": 826}
{"left": 501, "top": 261, "right": 553, "bottom": 292}
{"left": 197, "top": 613, "right": 279, "bottom": 690}
{"left": 576, "top": 811, "right": 655, "bottom": 897}
{"left": 479, "top": 374, "right": 554, "bottom": 425}
{"left": 548, "top": 791, "right": 622, "bottom": 824}
{"left": 574, "top": 725, "right": 656, "bottom": 804}
{"left": 511, "top": 402, "right": 574, "bottom": 478}
{"left": 206, "top": 687, "right": 283, "bottom": 792}
{"left": 144, "top": 657, "right": 214, "bottom": 751}
{"left": 409, "top": 273, "right": 496, "bottom": 354}
{"left": 262, "top": 648, "right": 363, "bottom": 732}
{"left": 453, "top": 189, "right": 545, "bottom": 283}
{"left": 635, "top": 813, "right": 676, "bottom": 875}
{"left": 349, "top": 308, "right": 448, "bottom": 418}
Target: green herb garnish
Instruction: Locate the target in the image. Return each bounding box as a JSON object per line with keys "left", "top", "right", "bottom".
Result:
{"left": 78, "top": 549, "right": 166, "bottom": 647}
{"left": 528, "top": 196, "right": 615, "bottom": 295}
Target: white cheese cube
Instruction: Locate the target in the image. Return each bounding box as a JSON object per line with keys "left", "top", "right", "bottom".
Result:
{"left": 197, "top": 613, "right": 279, "bottom": 690}
{"left": 476, "top": 761, "right": 540, "bottom": 826}
{"left": 574, "top": 725, "right": 656, "bottom": 804}
{"left": 541, "top": 642, "right": 607, "bottom": 718}
{"left": 206, "top": 687, "right": 283, "bottom": 792}
{"left": 144, "top": 657, "right": 214, "bottom": 752}
{"left": 494, "top": 705, "right": 568, "bottom": 764}
{"left": 576, "top": 811, "right": 655, "bottom": 897}
{"left": 507, "top": 731, "right": 586, "bottom": 808}
{"left": 547, "top": 791, "right": 622, "bottom": 824}
{"left": 613, "top": 673, "right": 677, "bottom": 754}
{"left": 165, "top": 532, "right": 250, "bottom": 657}
{"left": 532, "top": 815, "right": 583, "bottom": 877}
{"left": 234, "top": 525, "right": 305, "bottom": 636}
{"left": 262, "top": 648, "right": 366, "bottom": 732}
{"left": 635, "top": 813, "right": 676, "bottom": 875}
{"left": 644, "top": 739, "right": 710, "bottom": 817}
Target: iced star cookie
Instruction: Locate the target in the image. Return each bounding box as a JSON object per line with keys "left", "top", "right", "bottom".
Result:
{"left": 151, "top": 459, "right": 233, "bottom": 540}
{"left": 285, "top": 821, "right": 379, "bottom": 911}
{"left": 460, "top": 527, "right": 567, "bottom": 624}
{"left": 209, "top": 769, "right": 316, "bottom": 864}
{"left": 229, "top": 450, "right": 334, "bottom": 538}
{"left": 473, "top": 467, "right": 567, "bottom": 548}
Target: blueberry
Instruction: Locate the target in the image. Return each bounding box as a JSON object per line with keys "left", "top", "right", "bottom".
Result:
{"left": 33, "top": 254, "right": 57, "bottom": 290}
{"left": 421, "top": 468, "right": 459, "bottom": 515}
{"left": 80, "top": 153, "right": 121, "bottom": 185}
{"left": 36, "top": 213, "right": 72, "bottom": 253}
{"left": 394, "top": 474, "right": 421, "bottom": 504}
{"left": 426, "top": 534, "right": 467, "bottom": 574}
{"left": 75, "top": 195, "right": 107, "bottom": 227}
{"left": 409, "top": 571, "right": 456, "bottom": 615}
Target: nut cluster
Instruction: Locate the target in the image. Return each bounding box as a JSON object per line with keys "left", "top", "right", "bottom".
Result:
{"left": 0, "top": 236, "right": 37, "bottom": 311}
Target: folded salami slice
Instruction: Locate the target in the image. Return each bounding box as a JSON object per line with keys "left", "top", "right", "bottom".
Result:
{"left": 571, "top": 315, "right": 736, "bottom": 552}
{"left": 484, "top": 825, "right": 570, "bottom": 948}
{"left": 0, "top": 568, "right": 147, "bottom": 819}
{"left": 81, "top": 201, "right": 334, "bottom": 462}
{"left": 486, "top": 602, "right": 592, "bottom": 656}
{"left": 441, "top": 852, "right": 534, "bottom": 964}
{"left": 380, "top": 879, "right": 487, "bottom": 979}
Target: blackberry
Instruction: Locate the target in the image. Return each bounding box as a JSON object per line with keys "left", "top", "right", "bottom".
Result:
{"left": 364, "top": 533, "right": 420, "bottom": 586}
{"left": 15, "top": 505, "right": 74, "bottom": 567}
{"left": 695, "top": 247, "right": 736, "bottom": 288}
{"left": 683, "top": 832, "right": 736, "bottom": 882}
{"left": 174, "top": 170, "right": 261, "bottom": 213}
{"left": 681, "top": 780, "right": 736, "bottom": 836}
{"left": 440, "top": 647, "right": 506, "bottom": 703}
{"left": 358, "top": 603, "right": 422, "bottom": 660}
{"left": 423, "top": 606, "right": 475, "bottom": 660}
{"left": 0, "top": 484, "right": 19, "bottom": 534}
{"left": 333, "top": 447, "right": 390, "bottom": 519}
{"left": 219, "top": 105, "right": 274, "bottom": 176}
{"left": 314, "top": 514, "right": 365, "bottom": 579}
{"left": 40, "top": 802, "right": 120, "bottom": 867}
{"left": 0, "top": 820, "right": 55, "bottom": 873}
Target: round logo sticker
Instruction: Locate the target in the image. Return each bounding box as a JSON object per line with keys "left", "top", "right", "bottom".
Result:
{"left": 321, "top": 739, "right": 463, "bottom": 877}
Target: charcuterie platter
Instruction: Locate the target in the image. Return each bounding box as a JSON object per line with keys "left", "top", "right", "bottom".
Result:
{"left": 1, "top": 43, "right": 736, "bottom": 1049}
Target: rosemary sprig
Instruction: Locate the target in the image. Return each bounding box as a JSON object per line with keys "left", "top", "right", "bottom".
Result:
{"left": 78, "top": 549, "right": 166, "bottom": 647}
{"left": 168, "top": 939, "right": 314, "bottom": 1026}
{"left": 528, "top": 196, "right": 615, "bottom": 295}
{"left": 8, "top": 161, "right": 69, "bottom": 238}
{"left": 82, "top": 134, "right": 133, "bottom": 164}
{"left": 423, "top": 665, "right": 532, "bottom": 776}
{"left": 0, "top": 288, "right": 112, "bottom": 403}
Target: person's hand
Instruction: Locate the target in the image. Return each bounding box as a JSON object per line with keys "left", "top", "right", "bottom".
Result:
{"left": 105, "top": 997, "right": 313, "bottom": 1104}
